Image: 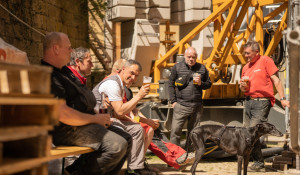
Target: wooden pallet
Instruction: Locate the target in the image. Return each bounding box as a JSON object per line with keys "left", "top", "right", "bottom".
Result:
{"left": 0, "top": 62, "right": 52, "bottom": 95}
{"left": 271, "top": 150, "right": 296, "bottom": 171}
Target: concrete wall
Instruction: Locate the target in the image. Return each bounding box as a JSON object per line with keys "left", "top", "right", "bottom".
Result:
{"left": 0, "top": 0, "right": 88, "bottom": 64}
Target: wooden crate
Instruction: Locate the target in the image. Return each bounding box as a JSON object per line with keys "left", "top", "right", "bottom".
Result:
{"left": 0, "top": 62, "right": 52, "bottom": 96}
{"left": 0, "top": 62, "right": 63, "bottom": 175}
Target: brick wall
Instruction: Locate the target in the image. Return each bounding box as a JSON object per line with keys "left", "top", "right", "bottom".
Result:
{"left": 0, "top": 0, "right": 88, "bottom": 64}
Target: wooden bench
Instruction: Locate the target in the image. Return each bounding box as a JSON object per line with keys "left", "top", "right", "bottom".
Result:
{"left": 50, "top": 146, "right": 94, "bottom": 175}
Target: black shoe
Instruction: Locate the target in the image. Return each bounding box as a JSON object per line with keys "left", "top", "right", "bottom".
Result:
{"left": 124, "top": 170, "right": 141, "bottom": 175}
{"left": 125, "top": 169, "right": 156, "bottom": 175}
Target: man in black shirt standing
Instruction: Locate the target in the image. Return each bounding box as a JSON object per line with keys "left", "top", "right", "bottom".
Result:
{"left": 168, "top": 47, "right": 212, "bottom": 147}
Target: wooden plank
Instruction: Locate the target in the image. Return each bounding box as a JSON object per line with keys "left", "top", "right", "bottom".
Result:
{"left": 0, "top": 93, "right": 53, "bottom": 98}
{"left": 281, "top": 150, "right": 296, "bottom": 159}
{"left": 0, "top": 146, "right": 93, "bottom": 174}
{"left": 0, "top": 125, "right": 53, "bottom": 142}
{"left": 273, "top": 156, "right": 293, "bottom": 165}
{"left": 0, "top": 97, "right": 61, "bottom": 105}
{"left": 0, "top": 143, "right": 2, "bottom": 164}
{"left": 3, "top": 135, "right": 49, "bottom": 158}
{"left": 0, "top": 157, "right": 48, "bottom": 174}
{"left": 1, "top": 105, "right": 53, "bottom": 126}
{"left": 50, "top": 146, "right": 94, "bottom": 158}
{"left": 0, "top": 62, "right": 52, "bottom": 73}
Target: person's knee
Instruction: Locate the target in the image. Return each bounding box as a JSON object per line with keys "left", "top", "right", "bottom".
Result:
{"left": 109, "top": 137, "right": 128, "bottom": 157}
{"left": 147, "top": 127, "right": 154, "bottom": 138}
{"left": 133, "top": 124, "right": 145, "bottom": 138}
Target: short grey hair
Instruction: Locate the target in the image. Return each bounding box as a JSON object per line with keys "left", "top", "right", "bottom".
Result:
{"left": 69, "top": 47, "right": 89, "bottom": 65}
{"left": 243, "top": 41, "right": 260, "bottom": 52}
{"left": 184, "top": 47, "right": 197, "bottom": 56}
{"left": 124, "top": 59, "right": 142, "bottom": 72}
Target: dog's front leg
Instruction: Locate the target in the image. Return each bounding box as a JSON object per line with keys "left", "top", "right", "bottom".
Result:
{"left": 243, "top": 154, "right": 250, "bottom": 175}
{"left": 237, "top": 155, "right": 243, "bottom": 175}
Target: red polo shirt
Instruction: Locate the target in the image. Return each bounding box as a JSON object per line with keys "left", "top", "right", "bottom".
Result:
{"left": 241, "top": 56, "right": 278, "bottom": 106}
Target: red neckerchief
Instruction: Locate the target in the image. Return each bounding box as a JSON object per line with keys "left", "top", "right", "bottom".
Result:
{"left": 67, "top": 66, "right": 87, "bottom": 85}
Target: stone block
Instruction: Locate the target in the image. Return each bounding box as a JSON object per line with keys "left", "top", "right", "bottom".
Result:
{"left": 149, "top": 0, "right": 170, "bottom": 8}
{"left": 171, "top": 9, "right": 211, "bottom": 24}
{"left": 136, "top": 8, "right": 149, "bottom": 15}
{"left": 148, "top": 8, "right": 170, "bottom": 21}
{"left": 107, "top": 0, "right": 135, "bottom": 8}
{"left": 136, "top": 1, "right": 149, "bottom": 8}
{"left": 171, "top": 0, "right": 211, "bottom": 12}
{"left": 107, "top": 6, "right": 136, "bottom": 22}
{"left": 136, "top": 14, "right": 148, "bottom": 19}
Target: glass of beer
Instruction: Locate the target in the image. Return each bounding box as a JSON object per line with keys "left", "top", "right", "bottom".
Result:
{"left": 193, "top": 73, "right": 201, "bottom": 85}
{"left": 242, "top": 76, "right": 249, "bottom": 88}
{"left": 143, "top": 76, "right": 152, "bottom": 86}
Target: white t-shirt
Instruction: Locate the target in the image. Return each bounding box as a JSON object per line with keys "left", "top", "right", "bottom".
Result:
{"left": 98, "top": 75, "right": 124, "bottom": 102}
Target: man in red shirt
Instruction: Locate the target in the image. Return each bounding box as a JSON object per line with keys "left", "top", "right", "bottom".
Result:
{"left": 240, "top": 41, "right": 289, "bottom": 171}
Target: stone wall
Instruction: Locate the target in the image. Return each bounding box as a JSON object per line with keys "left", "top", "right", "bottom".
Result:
{"left": 0, "top": 0, "right": 88, "bottom": 64}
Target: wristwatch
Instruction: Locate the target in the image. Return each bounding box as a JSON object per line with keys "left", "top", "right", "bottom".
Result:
{"left": 280, "top": 97, "right": 286, "bottom": 101}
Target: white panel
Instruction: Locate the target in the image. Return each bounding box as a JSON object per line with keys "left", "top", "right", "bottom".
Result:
{"left": 107, "top": 6, "right": 136, "bottom": 22}
{"left": 171, "top": 0, "right": 211, "bottom": 13}
{"left": 171, "top": 9, "right": 211, "bottom": 24}
{"left": 108, "top": 0, "right": 135, "bottom": 8}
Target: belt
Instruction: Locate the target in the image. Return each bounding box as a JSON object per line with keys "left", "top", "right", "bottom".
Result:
{"left": 246, "top": 96, "right": 270, "bottom": 101}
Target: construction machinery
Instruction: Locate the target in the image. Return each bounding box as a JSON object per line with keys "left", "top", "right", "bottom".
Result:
{"left": 137, "top": 0, "right": 288, "bottom": 133}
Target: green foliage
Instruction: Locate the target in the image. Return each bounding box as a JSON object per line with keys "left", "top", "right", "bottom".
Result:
{"left": 89, "top": 0, "right": 107, "bottom": 19}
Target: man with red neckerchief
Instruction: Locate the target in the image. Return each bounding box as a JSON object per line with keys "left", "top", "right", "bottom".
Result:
{"left": 240, "top": 40, "right": 289, "bottom": 171}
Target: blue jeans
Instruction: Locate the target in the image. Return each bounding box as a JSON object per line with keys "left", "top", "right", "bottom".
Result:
{"left": 244, "top": 99, "right": 271, "bottom": 163}
{"left": 52, "top": 124, "right": 132, "bottom": 175}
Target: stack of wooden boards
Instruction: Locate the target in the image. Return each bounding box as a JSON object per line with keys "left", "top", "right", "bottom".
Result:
{"left": 0, "top": 62, "right": 95, "bottom": 175}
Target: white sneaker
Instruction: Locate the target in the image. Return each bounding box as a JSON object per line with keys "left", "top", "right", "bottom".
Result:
{"left": 176, "top": 152, "right": 195, "bottom": 165}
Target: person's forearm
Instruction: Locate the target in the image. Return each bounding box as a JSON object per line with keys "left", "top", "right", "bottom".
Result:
{"left": 113, "top": 95, "right": 141, "bottom": 116}
{"left": 59, "top": 104, "right": 100, "bottom": 126}
{"left": 275, "top": 80, "right": 285, "bottom": 98}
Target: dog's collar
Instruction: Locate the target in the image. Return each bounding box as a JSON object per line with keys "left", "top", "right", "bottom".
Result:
{"left": 216, "top": 125, "right": 227, "bottom": 143}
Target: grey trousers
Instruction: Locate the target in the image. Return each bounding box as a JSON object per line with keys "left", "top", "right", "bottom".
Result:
{"left": 243, "top": 99, "right": 271, "bottom": 163}
{"left": 112, "top": 119, "right": 145, "bottom": 170}
{"left": 52, "top": 123, "right": 132, "bottom": 175}
{"left": 170, "top": 102, "right": 203, "bottom": 147}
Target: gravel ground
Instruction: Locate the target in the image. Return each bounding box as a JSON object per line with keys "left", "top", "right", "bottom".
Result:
{"left": 120, "top": 153, "right": 285, "bottom": 175}
{"left": 120, "top": 136, "right": 286, "bottom": 175}
{"left": 143, "top": 156, "right": 284, "bottom": 175}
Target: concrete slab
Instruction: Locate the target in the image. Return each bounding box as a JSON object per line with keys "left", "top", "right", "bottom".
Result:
{"left": 136, "top": 7, "right": 149, "bottom": 15}
{"left": 171, "top": 0, "right": 211, "bottom": 12}
{"left": 107, "top": 0, "right": 135, "bottom": 8}
{"left": 107, "top": 5, "right": 136, "bottom": 22}
{"left": 149, "top": 0, "right": 170, "bottom": 8}
{"left": 136, "top": 13, "right": 148, "bottom": 19}
{"left": 179, "top": 22, "right": 213, "bottom": 60}
{"left": 121, "top": 19, "right": 160, "bottom": 86}
{"left": 136, "top": 1, "right": 149, "bottom": 8}
{"left": 171, "top": 9, "right": 211, "bottom": 24}
{"left": 148, "top": 7, "right": 170, "bottom": 20}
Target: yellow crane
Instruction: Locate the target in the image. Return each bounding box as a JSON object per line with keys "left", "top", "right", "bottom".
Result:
{"left": 151, "top": 0, "right": 288, "bottom": 100}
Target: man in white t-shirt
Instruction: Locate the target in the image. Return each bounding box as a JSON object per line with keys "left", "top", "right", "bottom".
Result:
{"left": 93, "top": 60, "right": 152, "bottom": 175}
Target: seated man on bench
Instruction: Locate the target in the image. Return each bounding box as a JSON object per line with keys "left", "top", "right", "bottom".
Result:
{"left": 41, "top": 32, "right": 132, "bottom": 175}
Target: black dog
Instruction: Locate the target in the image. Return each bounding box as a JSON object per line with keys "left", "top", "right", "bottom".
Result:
{"left": 187, "top": 122, "right": 283, "bottom": 175}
